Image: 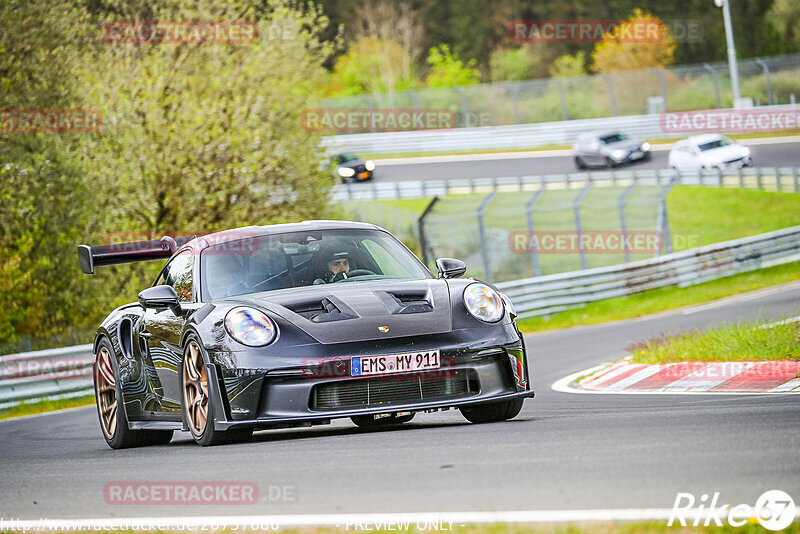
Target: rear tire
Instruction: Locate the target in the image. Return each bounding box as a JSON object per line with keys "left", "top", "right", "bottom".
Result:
{"left": 94, "top": 337, "right": 174, "bottom": 449}
{"left": 351, "top": 413, "right": 415, "bottom": 428}
{"left": 460, "top": 399, "right": 523, "bottom": 424}
{"left": 182, "top": 336, "right": 253, "bottom": 446}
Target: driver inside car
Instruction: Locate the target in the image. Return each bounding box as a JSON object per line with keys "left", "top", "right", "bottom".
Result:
{"left": 314, "top": 248, "right": 352, "bottom": 284}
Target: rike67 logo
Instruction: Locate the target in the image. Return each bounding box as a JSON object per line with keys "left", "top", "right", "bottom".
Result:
{"left": 669, "top": 490, "right": 796, "bottom": 530}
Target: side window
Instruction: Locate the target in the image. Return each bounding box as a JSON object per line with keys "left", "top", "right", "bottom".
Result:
{"left": 161, "top": 251, "right": 194, "bottom": 302}
{"left": 363, "top": 239, "right": 415, "bottom": 278}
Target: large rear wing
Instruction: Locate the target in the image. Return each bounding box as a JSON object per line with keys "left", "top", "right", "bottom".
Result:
{"left": 77, "top": 235, "right": 195, "bottom": 275}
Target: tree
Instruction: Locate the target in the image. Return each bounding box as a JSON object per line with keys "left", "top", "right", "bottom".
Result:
{"left": 767, "top": 0, "right": 800, "bottom": 47}
{"left": 549, "top": 51, "right": 587, "bottom": 78}
{"left": 324, "top": 37, "right": 416, "bottom": 96}
{"left": 592, "top": 9, "right": 676, "bottom": 73}
{"left": 425, "top": 45, "right": 480, "bottom": 88}
{"left": 0, "top": 0, "right": 103, "bottom": 343}
{"left": 86, "top": 0, "right": 337, "bottom": 234}
{"left": 489, "top": 46, "right": 547, "bottom": 81}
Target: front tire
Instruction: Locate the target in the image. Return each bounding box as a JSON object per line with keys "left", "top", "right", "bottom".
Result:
{"left": 574, "top": 156, "right": 587, "bottom": 170}
{"left": 94, "top": 337, "right": 173, "bottom": 449}
{"left": 460, "top": 399, "right": 523, "bottom": 424}
{"left": 182, "top": 336, "right": 252, "bottom": 446}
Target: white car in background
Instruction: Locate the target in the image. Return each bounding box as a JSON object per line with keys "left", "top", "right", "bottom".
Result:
{"left": 667, "top": 134, "right": 753, "bottom": 171}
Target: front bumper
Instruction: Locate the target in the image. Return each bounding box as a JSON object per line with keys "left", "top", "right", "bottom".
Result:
{"left": 206, "top": 332, "right": 533, "bottom": 431}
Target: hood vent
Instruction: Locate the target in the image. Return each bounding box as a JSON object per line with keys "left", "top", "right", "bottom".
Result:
{"left": 285, "top": 297, "right": 357, "bottom": 323}
{"left": 377, "top": 289, "right": 433, "bottom": 315}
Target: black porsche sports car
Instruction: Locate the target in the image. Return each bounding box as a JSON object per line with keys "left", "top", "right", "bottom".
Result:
{"left": 79, "top": 221, "right": 533, "bottom": 448}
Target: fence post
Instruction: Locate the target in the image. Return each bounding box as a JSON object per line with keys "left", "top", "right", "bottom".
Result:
{"left": 526, "top": 186, "right": 546, "bottom": 277}
{"left": 358, "top": 200, "right": 366, "bottom": 222}
{"left": 794, "top": 167, "right": 799, "bottom": 193}
{"left": 603, "top": 75, "right": 618, "bottom": 116}
{"left": 738, "top": 167, "right": 744, "bottom": 188}
{"left": 776, "top": 167, "right": 782, "bottom": 192}
{"left": 618, "top": 182, "right": 637, "bottom": 263}
{"left": 362, "top": 94, "right": 376, "bottom": 133}
{"left": 574, "top": 181, "right": 592, "bottom": 270}
{"left": 717, "top": 167, "right": 723, "bottom": 187}
{"left": 703, "top": 63, "right": 722, "bottom": 108}
{"left": 755, "top": 58, "right": 774, "bottom": 105}
{"left": 477, "top": 191, "right": 498, "bottom": 283}
{"left": 657, "top": 177, "right": 678, "bottom": 255}
{"left": 504, "top": 82, "right": 522, "bottom": 124}
{"left": 652, "top": 68, "right": 668, "bottom": 110}
{"left": 554, "top": 78, "right": 569, "bottom": 121}
{"left": 453, "top": 87, "right": 469, "bottom": 119}
{"left": 756, "top": 167, "right": 763, "bottom": 190}
{"left": 418, "top": 196, "right": 440, "bottom": 267}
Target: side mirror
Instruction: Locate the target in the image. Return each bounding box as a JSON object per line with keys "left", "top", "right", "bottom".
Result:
{"left": 435, "top": 258, "right": 466, "bottom": 279}
{"left": 138, "top": 285, "right": 181, "bottom": 313}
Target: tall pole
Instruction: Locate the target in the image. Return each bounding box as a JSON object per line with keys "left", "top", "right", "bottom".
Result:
{"left": 717, "top": 0, "right": 741, "bottom": 103}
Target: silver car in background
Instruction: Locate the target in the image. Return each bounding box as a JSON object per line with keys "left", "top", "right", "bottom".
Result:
{"left": 572, "top": 131, "right": 651, "bottom": 169}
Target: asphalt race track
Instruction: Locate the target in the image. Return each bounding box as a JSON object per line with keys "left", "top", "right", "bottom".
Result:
{"left": 1, "top": 283, "right": 799, "bottom": 520}
{"left": 373, "top": 138, "right": 800, "bottom": 182}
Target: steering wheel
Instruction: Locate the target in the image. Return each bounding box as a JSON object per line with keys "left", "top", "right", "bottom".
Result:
{"left": 347, "top": 269, "right": 376, "bottom": 277}
{"left": 329, "top": 269, "right": 376, "bottom": 283}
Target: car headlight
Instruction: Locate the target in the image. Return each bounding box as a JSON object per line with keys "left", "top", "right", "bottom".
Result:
{"left": 641, "top": 142, "right": 651, "bottom": 151}
{"left": 463, "top": 283, "right": 504, "bottom": 323}
{"left": 741, "top": 147, "right": 750, "bottom": 157}
{"left": 224, "top": 307, "right": 278, "bottom": 347}
{"left": 365, "top": 160, "right": 375, "bottom": 171}
{"left": 612, "top": 149, "right": 627, "bottom": 159}
{"left": 337, "top": 167, "right": 355, "bottom": 178}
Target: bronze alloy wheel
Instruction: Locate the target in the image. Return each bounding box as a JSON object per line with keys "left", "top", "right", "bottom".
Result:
{"left": 183, "top": 340, "right": 209, "bottom": 436}
{"left": 95, "top": 346, "right": 117, "bottom": 439}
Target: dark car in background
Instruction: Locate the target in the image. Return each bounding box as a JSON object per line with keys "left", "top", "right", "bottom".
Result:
{"left": 79, "top": 221, "right": 533, "bottom": 448}
{"left": 332, "top": 153, "right": 375, "bottom": 183}
{"left": 572, "top": 131, "right": 652, "bottom": 169}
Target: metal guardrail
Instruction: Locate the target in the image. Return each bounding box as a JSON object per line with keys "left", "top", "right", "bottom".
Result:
{"left": 2, "top": 226, "right": 799, "bottom": 409}
{"left": 0, "top": 344, "right": 93, "bottom": 410}
{"left": 321, "top": 103, "right": 800, "bottom": 155}
{"left": 333, "top": 166, "right": 800, "bottom": 201}
{"left": 496, "top": 226, "right": 800, "bottom": 319}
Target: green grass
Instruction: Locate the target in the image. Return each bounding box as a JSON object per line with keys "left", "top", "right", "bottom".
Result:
{"left": 668, "top": 187, "right": 800, "bottom": 251}
{"left": 0, "top": 394, "right": 94, "bottom": 421}
{"left": 516, "top": 261, "right": 800, "bottom": 333}
{"left": 630, "top": 319, "right": 800, "bottom": 365}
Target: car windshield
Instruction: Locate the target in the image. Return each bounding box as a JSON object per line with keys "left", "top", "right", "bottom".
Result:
{"left": 201, "top": 228, "right": 431, "bottom": 300}
{"left": 337, "top": 153, "right": 359, "bottom": 163}
{"left": 599, "top": 133, "right": 629, "bottom": 145}
{"left": 697, "top": 137, "right": 733, "bottom": 151}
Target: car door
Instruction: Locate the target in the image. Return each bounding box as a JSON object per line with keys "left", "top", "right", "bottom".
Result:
{"left": 141, "top": 250, "right": 196, "bottom": 413}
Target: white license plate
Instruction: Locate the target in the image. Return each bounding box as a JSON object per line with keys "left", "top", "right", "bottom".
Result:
{"left": 351, "top": 350, "right": 440, "bottom": 377}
